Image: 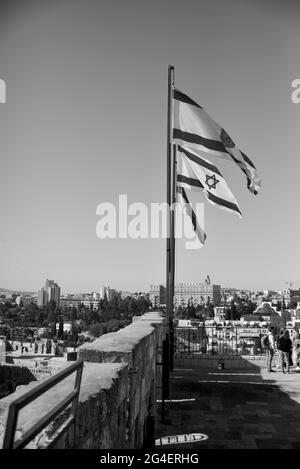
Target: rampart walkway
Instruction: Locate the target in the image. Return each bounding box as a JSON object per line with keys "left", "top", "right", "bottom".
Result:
{"left": 155, "top": 360, "right": 300, "bottom": 449}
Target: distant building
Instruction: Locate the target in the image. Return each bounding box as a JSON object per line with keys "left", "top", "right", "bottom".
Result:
{"left": 290, "top": 289, "right": 300, "bottom": 306}
{"left": 37, "top": 279, "right": 61, "bottom": 307}
{"left": 59, "top": 297, "right": 82, "bottom": 310}
{"left": 37, "top": 288, "right": 48, "bottom": 307}
{"left": 241, "top": 314, "right": 262, "bottom": 323}
{"left": 150, "top": 278, "right": 221, "bottom": 309}
{"left": 92, "top": 291, "right": 99, "bottom": 300}
{"left": 254, "top": 302, "right": 278, "bottom": 317}
{"left": 149, "top": 285, "right": 166, "bottom": 308}
{"left": 295, "top": 304, "right": 300, "bottom": 320}
{"left": 81, "top": 294, "right": 99, "bottom": 310}
{"left": 174, "top": 277, "right": 221, "bottom": 307}
{"left": 271, "top": 289, "right": 292, "bottom": 307}
{"left": 55, "top": 322, "right": 72, "bottom": 333}
{"left": 100, "top": 286, "right": 117, "bottom": 302}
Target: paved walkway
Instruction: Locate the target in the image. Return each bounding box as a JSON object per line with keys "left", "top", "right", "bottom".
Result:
{"left": 155, "top": 362, "right": 300, "bottom": 449}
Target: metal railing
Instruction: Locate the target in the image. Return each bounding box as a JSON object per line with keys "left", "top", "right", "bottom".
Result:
{"left": 2, "top": 360, "right": 83, "bottom": 449}
{"left": 175, "top": 326, "right": 268, "bottom": 356}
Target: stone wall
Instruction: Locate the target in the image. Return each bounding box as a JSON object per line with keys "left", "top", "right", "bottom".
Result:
{"left": 0, "top": 312, "right": 165, "bottom": 449}
{"left": 78, "top": 311, "right": 165, "bottom": 448}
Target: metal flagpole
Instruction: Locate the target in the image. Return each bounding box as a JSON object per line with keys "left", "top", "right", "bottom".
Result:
{"left": 166, "top": 65, "right": 174, "bottom": 329}
{"left": 167, "top": 66, "right": 174, "bottom": 348}
{"left": 169, "top": 143, "right": 177, "bottom": 372}
{"left": 164, "top": 65, "right": 174, "bottom": 402}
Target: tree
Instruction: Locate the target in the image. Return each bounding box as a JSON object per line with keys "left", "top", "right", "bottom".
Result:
{"left": 207, "top": 303, "right": 215, "bottom": 319}
{"left": 229, "top": 300, "right": 240, "bottom": 320}
{"left": 175, "top": 305, "right": 184, "bottom": 319}
{"left": 70, "top": 306, "right": 78, "bottom": 322}
{"left": 224, "top": 305, "right": 230, "bottom": 321}
{"left": 128, "top": 298, "right": 138, "bottom": 314}
{"left": 187, "top": 301, "right": 196, "bottom": 319}
{"left": 195, "top": 304, "right": 204, "bottom": 316}
{"left": 88, "top": 323, "right": 103, "bottom": 338}
{"left": 246, "top": 300, "right": 256, "bottom": 315}
{"left": 58, "top": 318, "right": 64, "bottom": 338}
{"left": 51, "top": 322, "right": 57, "bottom": 337}
{"left": 46, "top": 300, "right": 57, "bottom": 323}
{"left": 24, "top": 303, "right": 40, "bottom": 325}
{"left": 77, "top": 333, "right": 90, "bottom": 346}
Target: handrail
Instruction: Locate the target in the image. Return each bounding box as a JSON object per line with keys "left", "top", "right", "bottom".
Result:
{"left": 174, "top": 326, "right": 266, "bottom": 356}
{"left": 2, "top": 360, "right": 83, "bottom": 449}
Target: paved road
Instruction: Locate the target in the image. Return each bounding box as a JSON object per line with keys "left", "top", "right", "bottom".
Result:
{"left": 155, "top": 362, "right": 300, "bottom": 449}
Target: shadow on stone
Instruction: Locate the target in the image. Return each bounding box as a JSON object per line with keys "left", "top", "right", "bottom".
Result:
{"left": 155, "top": 355, "right": 300, "bottom": 449}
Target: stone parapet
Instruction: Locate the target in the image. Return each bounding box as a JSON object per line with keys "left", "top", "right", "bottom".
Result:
{"left": 0, "top": 312, "right": 165, "bottom": 449}
{"left": 78, "top": 311, "right": 165, "bottom": 448}
{"left": 0, "top": 362, "right": 128, "bottom": 449}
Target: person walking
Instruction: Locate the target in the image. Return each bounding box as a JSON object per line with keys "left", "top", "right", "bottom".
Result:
{"left": 277, "top": 329, "right": 291, "bottom": 374}
{"left": 264, "top": 326, "right": 276, "bottom": 372}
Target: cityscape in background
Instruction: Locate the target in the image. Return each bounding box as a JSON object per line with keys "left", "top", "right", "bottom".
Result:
{"left": 1, "top": 274, "right": 300, "bottom": 397}
{"left": 1, "top": 275, "right": 300, "bottom": 341}
{"left": 2, "top": 277, "right": 300, "bottom": 314}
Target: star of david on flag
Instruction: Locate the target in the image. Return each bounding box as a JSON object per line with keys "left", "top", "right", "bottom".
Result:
{"left": 177, "top": 145, "right": 242, "bottom": 218}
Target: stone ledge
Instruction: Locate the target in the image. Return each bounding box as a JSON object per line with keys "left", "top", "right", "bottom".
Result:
{"left": 0, "top": 362, "right": 128, "bottom": 449}
{"left": 132, "top": 312, "right": 165, "bottom": 323}
{"left": 79, "top": 312, "right": 164, "bottom": 356}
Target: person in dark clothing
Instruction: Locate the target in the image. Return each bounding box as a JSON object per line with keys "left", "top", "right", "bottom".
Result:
{"left": 277, "top": 329, "right": 292, "bottom": 374}
{"left": 285, "top": 330, "right": 293, "bottom": 367}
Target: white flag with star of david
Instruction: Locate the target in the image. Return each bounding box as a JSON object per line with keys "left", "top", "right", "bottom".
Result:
{"left": 173, "top": 88, "right": 261, "bottom": 195}
{"left": 177, "top": 145, "right": 242, "bottom": 217}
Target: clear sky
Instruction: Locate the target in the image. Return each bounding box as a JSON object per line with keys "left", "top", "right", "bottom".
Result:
{"left": 0, "top": 0, "right": 299, "bottom": 294}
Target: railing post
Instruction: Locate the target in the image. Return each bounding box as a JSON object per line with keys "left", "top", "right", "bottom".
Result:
{"left": 69, "top": 360, "right": 83, "bottom": 447}
{"left": 162, "top": 338, "right": 169, "bottom": 400}
{"left": 2, "top": 402, "right": 19, "bottom": 450}
{"left": 2, "top": 360, "right": 83, "bottom": 449}
{"left": 169, "top": 324, "right": 174, "bottom": 372}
